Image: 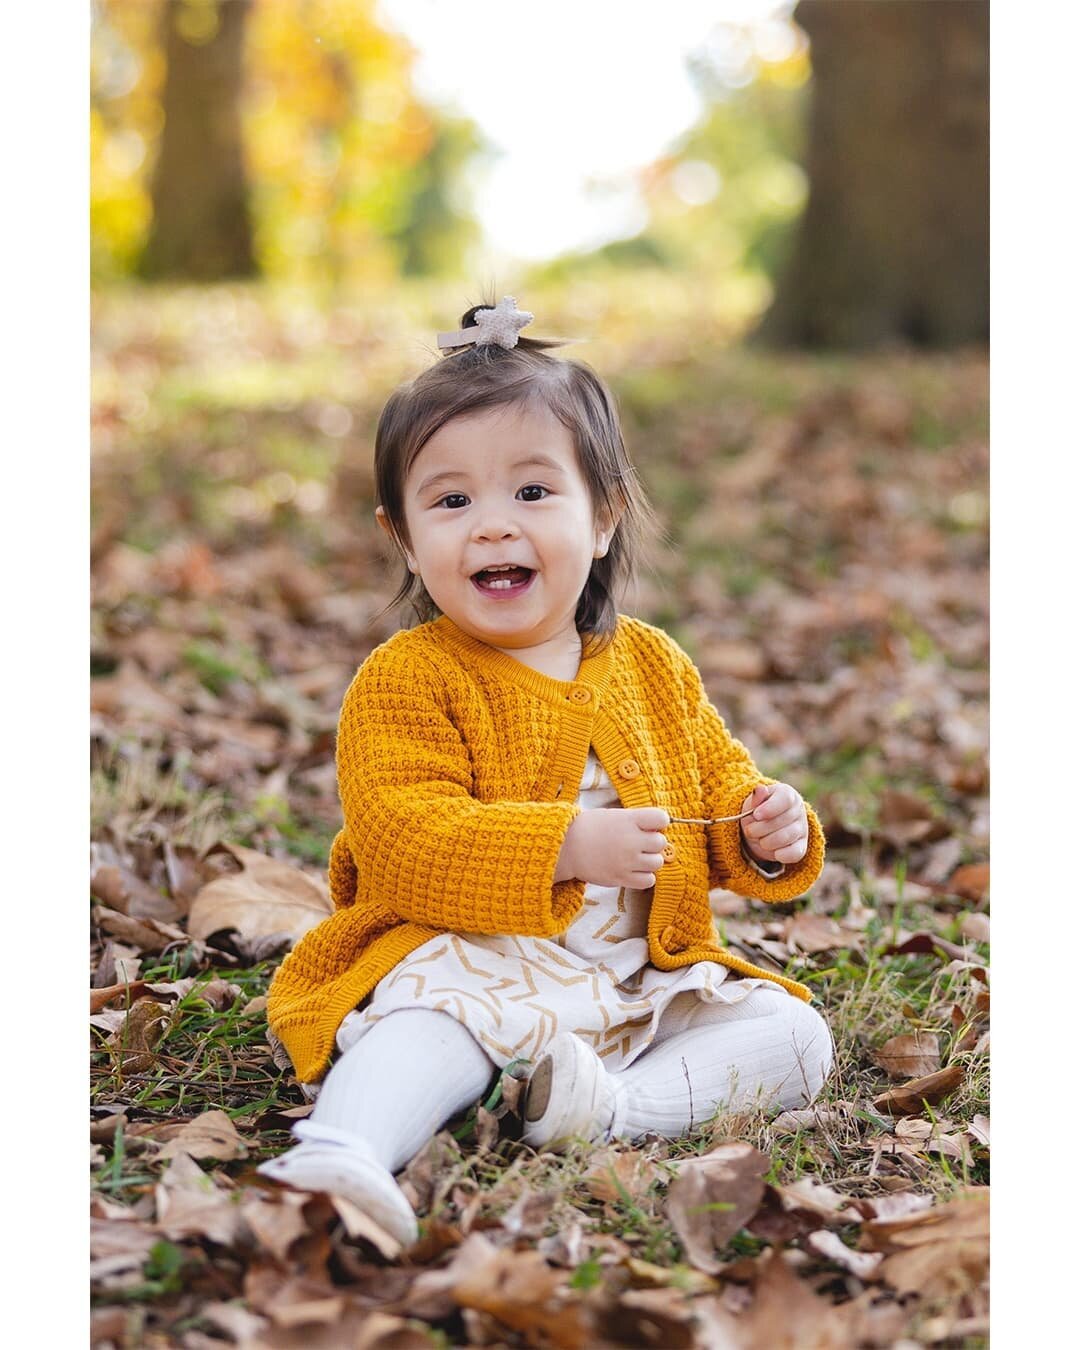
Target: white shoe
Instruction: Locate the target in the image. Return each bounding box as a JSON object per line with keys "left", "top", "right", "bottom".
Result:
{"left": 521, "top": 1032, "right": 619, "bottom": 1152}
{"left": 256, "top": 1120, "right": 418, "bottom": 1246}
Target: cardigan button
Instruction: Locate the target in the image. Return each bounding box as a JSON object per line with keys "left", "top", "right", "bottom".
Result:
{"left": 617, "top": 758, "right": 641, "bottom": 780}
{"left": 662, "top": 843, "right": 676, "bottom": 861}
{"left": 569, "top": 687, "right": 592, "bottom": 704}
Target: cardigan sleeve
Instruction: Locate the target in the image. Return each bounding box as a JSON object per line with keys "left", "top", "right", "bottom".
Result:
{"left": 678, "top": 649, "right": 825, "bottom": 903}
{"left": 333, "top": 646, "right": 587, "bottom": 937}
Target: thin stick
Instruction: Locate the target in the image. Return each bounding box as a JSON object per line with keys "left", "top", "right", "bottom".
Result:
{"left": 667, "top": 808, "right": 756, "bottom": 825}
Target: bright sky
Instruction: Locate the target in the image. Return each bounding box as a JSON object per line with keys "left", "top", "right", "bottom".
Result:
{"left": 376, "top": 0, "right": 793, "bottom": 263}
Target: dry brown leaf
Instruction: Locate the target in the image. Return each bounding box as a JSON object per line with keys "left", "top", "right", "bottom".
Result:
{"left": 91, "top": 863, "right": 181, "bottom": 923}
{"left": 967, "top": 1113, "right": 990, "bottom": 1148}
{"left": 771, "top": 1177, "right": 861, "bottom": 1224}
{"left": 665, "top": 1141, "right": 770, "bottom": 1275}
{"left": 354, "top": 1313, "right": 443, "bottom": 1350}
{"left": 807, "top": 1229, "right": 884, "bottom": 1280}
{"left": 90, "top": 980, "right": 148, "bottom": 1014}
{"left": 94, "top": 906, "right": 189, "bottom": 955}
{"left": 623, "top": 1256, "right": 718, "bottom": 1294}
{"left": 239, "top": 1190, "right": 312, "bottom": 1264}
{"left": 91, "top": 660, "right": 187, "bottom": 730}
{"left": 872, "top": 1031, "right": 941, "bottom": 1080}
{"left": 959, "top": 910, "right": 990, "bottom": 942}
{"left": 710, "top": 1246, "right": 860, "bottom": 1348}
{"left": 187, "top": 842, "right": 332, "bottom": 943}
{"left": 852, "top": 1191, "right": 935, "bottom": 1223}
{"left": 581, "top": 1147, "right": 658, "bottom": 1204}
{"left": 198, "top": 1301, "right": 269, "bottom": 1345}
{"left": 330, "top": 1195, "right": 403, "bottom": 1261}
{"left": 154, "top": 1152, "right": 246, "bottom": 1247}
{"left": 948, "top": 861, "right": 990, "bottom": 901}
{"left": 872, "top": 1064, "right": 964, "bottom": 1116}
{"left": 769, "top": 1104, "right": 853, "bottom": 1133}
{"left": 158, "top": 1109, "right": 247, "bottom": 1161}
{"left": 497, "top": 1186, "right": 558, "bottom": 1239}
{"left": 868, "top": 1188, "right": 989, "bottom": 1299}
{"left": 450, "top": 1244, "right": 592, "bottom": 1349}
{"left": 784, "top": 913, "right": 846, "bottom": 954}
{"left": 89, "top": 1216, "right": 160, "bottom": 1288}
{"left": 596, "top": 1286, "right": 699, "bottom": 1348}
{"left": 104, "top": 997, "right": 173, "bottom": 1073}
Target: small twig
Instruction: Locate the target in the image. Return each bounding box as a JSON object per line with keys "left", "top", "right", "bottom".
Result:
{"left": 667, "top": 808, "right": 756, "bottom": 825}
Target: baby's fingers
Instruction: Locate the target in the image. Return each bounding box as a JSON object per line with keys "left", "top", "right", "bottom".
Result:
{"left": 751, "top": 783, "right": 799, "bottom": 821}
{"left": 742, "top": 802, "right": 802, "bottom": 843}
{"left": 772, "top": 837, "right": 809, "bottom": 865}
{"left": 756, "top": 819, "right": 806, "bottom": 852}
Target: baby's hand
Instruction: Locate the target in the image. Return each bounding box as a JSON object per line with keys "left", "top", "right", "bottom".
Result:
{"left": 555, "top": 807, "right": 670, "bottom": 889}
{"left": 739, "top": 783, "right": 808, "bottom": 866}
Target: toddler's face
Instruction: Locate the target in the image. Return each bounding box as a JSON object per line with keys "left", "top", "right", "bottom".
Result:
{"left": 378, "top": 403, "right": 610, "bottom": 653}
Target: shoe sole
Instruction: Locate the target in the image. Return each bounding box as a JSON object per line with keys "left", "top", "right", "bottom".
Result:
{"left": 522, "top": 1033, "right": 603, "bottom": 1151}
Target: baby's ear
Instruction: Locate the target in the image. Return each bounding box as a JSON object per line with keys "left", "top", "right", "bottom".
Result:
{"left": 594, "top": 503, "right": 624, "bottom": 557}
{"left": 375, "top": 507, "right": 419, "bottom": 573}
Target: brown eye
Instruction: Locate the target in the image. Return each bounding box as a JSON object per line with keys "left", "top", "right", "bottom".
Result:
{"left": 437, "top": 494, "right": 468, "bottom": 509}
{"left": 518, "top": 485, "right": 548, "bottom": 501}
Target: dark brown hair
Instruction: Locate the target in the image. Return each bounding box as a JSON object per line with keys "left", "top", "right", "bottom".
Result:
{"left": 373, "top": 302, "right": 664, "bottom": 653}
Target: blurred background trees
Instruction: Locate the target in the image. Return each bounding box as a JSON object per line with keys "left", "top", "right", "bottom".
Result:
{"left": 761, "top": 0, "right": 989, "bottom": 347}
{"left": 91, "top": 0, "right": 988, "bottom": 349}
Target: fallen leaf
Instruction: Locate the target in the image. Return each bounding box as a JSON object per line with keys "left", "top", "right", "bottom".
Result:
{"left": 596, "top": 1286, "right": 699, "bottom": 1348}
{"left": 807, "top": 1229, "right": 884, "bottom": 1280}
{"left": 967, "top": 1113, "right": 990, "bottom": 1148}
{"left": 90, "top": 980, "right": 148, "bottom": 1014}
{"left": 91, "top": 863, "right": 182, "bottom": 923}
{"left": 497, "top": 1186, "right": 558, "bottom": 1239}
{"left": 198, "top": 1301, "right": 269, "bottom": 1345}
{"left": 784, "top": 912, "right": 846, "bottom": 954}
{"left": 852, "top": 1191, "right": 935, "bottom": 1223}
{"left": 581, "top": 1148, "right": 658, "bottom": 1205}
{"left": 94, "top": 906, "right": 189, "bottom": 955}
{"left": 104, "top": 997, "right": 173, "bottom": 1073}
{"left": 948, "top": 861, "right": 990, "bottom": 901}
{"left": 239, "top": 1190, "right": 312, "bottom": 1264}
{"left": 154, "top": 1152, "right": 246, "bottom": 1246}
{"left": 330, "top": 1195, "right": 403, "bottom": 1261}
{"left": 450, "top": 1243, "right": 593, "bottom": 1349}
{"left": 158, "top": 1109, "right": 248, "bottom": 1161}
{"left": 623, "top": 1256, "right": 718, "bottom": 1294}
{"left": 187, "top": 843, "right": 332, "bottom": 943}
{"left": 959, "top": 911, "right": 990, "bottom": 943}
{"left": 709, "top": 1246, "right": 860, "bottom": 1347}
{"left": 872, "top": 1032, "right": 941, "bottom": 1080}
{"left": 665, "top": 1141, "right": 770, "bottom": 1274}
{"left": 771, "top": 1177, "right": 861, "bottom": 1224}
{"left": 868, "top": 1188, "right": 989, "bottom": 1299}
{"left": 872, "top": 1064, "right": 964, "bottom": 1115}
{"left": 769, "top": 1104, "right": 853, "bottom": 1133}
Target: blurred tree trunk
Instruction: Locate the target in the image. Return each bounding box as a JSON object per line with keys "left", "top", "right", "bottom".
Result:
{"left": 758, "top": 0, "right": 988, "bottom": 349}
{"left": 139, "top": 0, "right": 256, "bottom": 281}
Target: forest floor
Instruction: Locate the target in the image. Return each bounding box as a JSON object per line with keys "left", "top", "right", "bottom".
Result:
{"left": 90, "top": 282, "right": 990, "bottom": 1349}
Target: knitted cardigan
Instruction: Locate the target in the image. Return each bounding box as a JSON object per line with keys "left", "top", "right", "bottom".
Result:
{"left": 268, "top": 614, "right": 826, "bottom": 1083}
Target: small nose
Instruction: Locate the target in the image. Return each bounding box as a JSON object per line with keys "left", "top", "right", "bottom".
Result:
{"left": 472, "top": 508, "right": 521, "bottom": 542}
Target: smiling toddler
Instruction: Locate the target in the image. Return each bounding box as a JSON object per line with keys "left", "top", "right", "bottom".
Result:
{"left": 258, "top": 298, "right": 834, "bottom": 1246}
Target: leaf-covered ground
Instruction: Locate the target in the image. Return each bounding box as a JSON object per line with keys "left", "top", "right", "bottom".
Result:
{"left": 91, "top": 283, "right": 989, "bottom": 1349}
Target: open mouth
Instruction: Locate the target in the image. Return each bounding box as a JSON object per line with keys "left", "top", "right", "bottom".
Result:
{"left": 471, "top": 565, "right": 536, "bottom": 597}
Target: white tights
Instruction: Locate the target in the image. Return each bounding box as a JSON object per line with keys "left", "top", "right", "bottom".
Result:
{"left": 306, "top": 988, "right": 834, "bottom": 1173}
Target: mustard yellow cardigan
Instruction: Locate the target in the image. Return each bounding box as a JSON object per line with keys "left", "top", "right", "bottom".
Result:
{"left": 268, "top": 614, "right": 826, "bottom": 1083}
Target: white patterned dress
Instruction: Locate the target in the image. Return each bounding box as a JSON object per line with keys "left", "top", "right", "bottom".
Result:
{"left": 335, "top": 747, "right": 787, "bottom": 1071}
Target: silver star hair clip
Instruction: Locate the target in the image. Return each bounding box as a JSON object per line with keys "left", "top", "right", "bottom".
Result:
{"left": 438, "top": 296, "right": 535, "bottom": 351}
